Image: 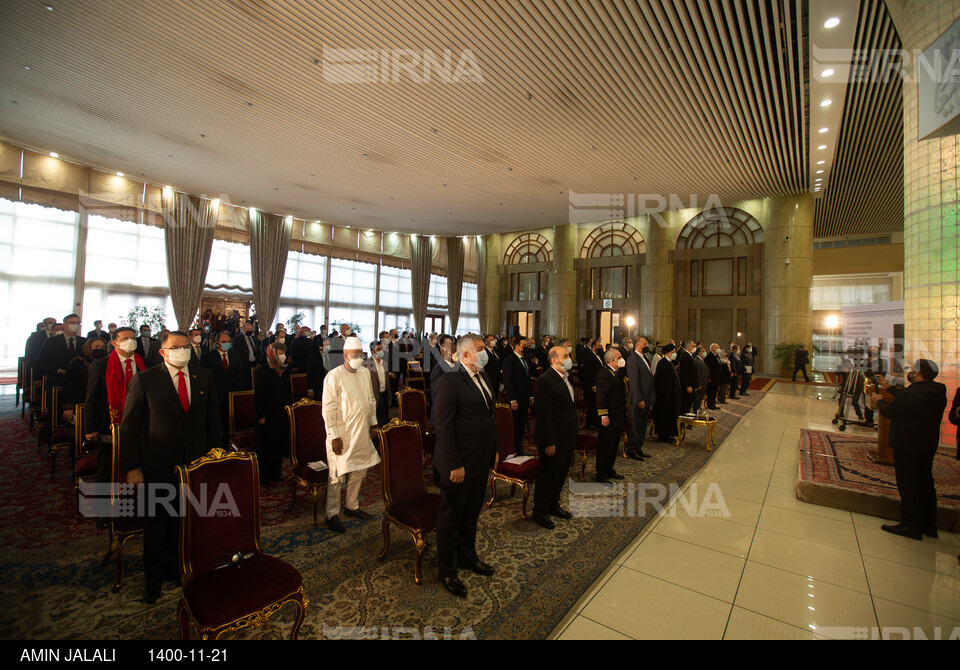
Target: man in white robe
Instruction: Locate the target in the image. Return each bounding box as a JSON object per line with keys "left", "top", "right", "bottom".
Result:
{"left": 322, "top": 336, "right": 381, "bottom": 533}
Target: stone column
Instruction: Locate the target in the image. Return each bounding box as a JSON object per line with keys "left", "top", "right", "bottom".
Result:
{"left": 546, "top": 224, "right": 578, "bottom": 341}
{"left": 640, "top": 213, "right": 677, "bottom": 341}
{"left": 761, "top": 193, "right": 814, "bottom": 376}
{"left": 480, "top": 234, "right": 501, "bottom": 335}
{"left": 901, "top": 1, "right": 960, "bottom": 444}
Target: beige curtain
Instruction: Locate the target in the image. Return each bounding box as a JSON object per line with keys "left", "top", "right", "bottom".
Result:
{"left": 476, "top": 236, "right": 486, "bottom": 330}
{"left": 446, "top": 237, "right": 465, "bottom": 335}
{"left": 249, "top": 210, "right": 293, "bottom": 327}
{"left": 164, "top": 193, "right": 218, "bottom": 328}
{"left": 409, "top": 235, "right": 432, "bottom": 336}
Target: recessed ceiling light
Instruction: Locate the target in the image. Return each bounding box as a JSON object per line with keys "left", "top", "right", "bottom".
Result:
{"left": 45, "top": 4, "right": 54, "bottom": 10}
{"left": 49, "top": 152, "right": 58, "bottom": 158}
{"left": 116, "top": 172, "right": 124, "bottom": 177}
{"left": 818, "top": 145, "right": 827, "bottom": 150}
{"left": 24, "top": 66, "right": 30, "bottom": 71}
{"left": 817, "top": 160, "right": 825, "bottom": 165}
{"left": 821, "top": 69, "right": 835, "bottom": 78}
{"left": 816, "top": 170, "right": 824, "bottom": 174}
{"left": 818, "top": 127, "right": 829, "bottom": 134}
{"left": 824, "top": 17, "right": 840, "bottom": 29}
{"left": 820, "top": 99, "right": 832, "bottom": 107}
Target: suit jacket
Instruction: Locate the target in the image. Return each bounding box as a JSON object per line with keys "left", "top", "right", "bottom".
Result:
{"left": 706, "top": 351, "right": 722, "bottom": 383}
{"left": 727, "top": 351, "right": 743, "bottom": 376}
{"left": 535, "top": 345, "right": 551, "bottom": 374}
{"left": 305, "top": 352, "right": 329, "bottom": 397}
{"left": 533, "top": 367, "right": 578, "bottom": 452}
{"left": 501, "top": 351, "right": 533, "bottom": 404}
{"left": 483, "top": 347, "right": 502, "bottom": 393}
{"left": 949, "top": 386, "right": 960, "bottom": 458}
{"left": 135, "top": 336, "right": 157, "bottom": 362}
{"left": 84, "top": 356, "right": 111, "bottom": 435}
{"left": 35, "top": 334, "right": 86, "bottom": 377}
{"left": 596, "top": 365, "right": 627, "bottom": 424}
{"left": 431, "top": 365, "right": 498, "bottom": 482}
{"left": 199, "top": 348, "right": 242, "bottom": 411}
{"left": 740, "top": 350, "right": 754, "bottom": 373}
{"left": 87, "top": 328, "right": 110, "bottom": 342}
{"left": 119, "top": 362, "right": 221, "bottom": 483}
{"left": 878, "top": 379, "right": 947, "bottom": 456}
{"left": 289, "top": 335, "right": 314, "bottom": 374}
{"left": 430, "top": 358, "right": 457, "bottom": 414}
{"left": 677, "top": 350, "right": 699, "bottom": 389}
{"left": 25, "top": 330, "right": 50, "bottom": 368}
{"left": 231, "top": 332, "right": 260, "bottom": 366}
{"left": 694, "top": 355, "right": 710, "bottom": 389}
{"left": 362, "top": 357, "right": 388, "bottom": 406}
{"left": 189, "top": 343, "right": 209, "bottom": 367}
{"left": 581, "top": 349, "right": 603, "bottom": 391}
{"left": 626, "top": 350, "right": 655, "bottom": 408}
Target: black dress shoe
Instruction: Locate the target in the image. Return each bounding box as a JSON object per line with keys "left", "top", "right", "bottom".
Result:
{"left": 344, "top": 508, "right": 373, "bottom": 520}
{"left": 707, "top": 405, "right": 719, "bottom": 411}
{"left": 595, "top": 476, "right": 612, "bottom": 484}
{"left": 549, "top": 506, "right": 573, "bottom": 520}
{"left": 459, "top": 559, "right": 495, "bottom": 576}
{"left": 740, "top": 393, "right": 750, "bottom": 397}
{"left": 608, "top": 471, "right": 625, "bottom": 480}
{"left": 143, "top": 583, "right": 161, "bottom": 604}
{"left": 326, "top": 515, "right": 346, "bottom": 533}
{"left": 881, "top": 523, "right": 922, "bottom": 540}
{"left": 439, "top": 576, "right": 468, "bottom": 598}
{"left": 626, "top": 451, "right": 645, "bottom": 461}
{"left": 922, "top": 527, "right": 939, "bottom": 539}
{"left": 532, "top": 515, "right": 555, "bottom": 529}
{"left": 719, "top": 401, "right": 728, "bottom": 405}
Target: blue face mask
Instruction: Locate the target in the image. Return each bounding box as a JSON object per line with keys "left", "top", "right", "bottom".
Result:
{"left": 476, "top": 349, "right": 489, "bottom": 368}
{"left": 562, "top": 358, "right": 573, "bottom": 372}
{"left": 220, "top": 342, "right": 232, "bottom": 352}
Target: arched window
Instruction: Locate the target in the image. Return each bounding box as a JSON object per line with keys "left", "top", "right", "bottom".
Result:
{"left": 676, "top": 207, "right": 764, "bottom": 250}
{"left": 580, "top": 222, "right": 645, "bottom": 258}
{"left": 503, "top": 233, "right": 553, "bottom": 264}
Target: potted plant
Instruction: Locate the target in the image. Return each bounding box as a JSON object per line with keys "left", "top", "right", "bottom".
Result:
{"left": 774, "top": 342, "right": 804, "bottom": 379}
{"left": 123, "top": 305, "right": 167, "bottom": 334}
{"left": 286, "top": 311, "right": 306, "bottom": 331}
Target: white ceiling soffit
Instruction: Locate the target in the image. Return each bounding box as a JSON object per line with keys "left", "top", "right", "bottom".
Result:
{"left": 814, "top": 0, "right": 904, "bottom": 238}
{"left": 0, "top": 0, "right": 814, "bottom": 235}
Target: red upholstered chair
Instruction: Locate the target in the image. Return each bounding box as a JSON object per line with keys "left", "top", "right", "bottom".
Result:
{"left": 406, "top": 360, "right": 423, "bottom": 379}
{"left": 285, "top": 398, "right": 327, "bottom": 526}
{"left": 396, "top": 387, "right": 434, "bottom": 464}
{"left": 376, "top": 419, "right": 440, "bottom": 585}
{"left": 175, "top": 448, "right": 308, "bottom": 640}
{"left": 406, "top": 376, "right": 425, "bottom": 394}
{"left": 73, "top": 404, "right": 98, "bottom": 516}
{"left": 487, "top": 403, "right": 539, "bottom": 518}
{"left": 289, "top": 374, "right": 308, "bottom": 403}
{"left": 100, "top": 423, "right": 144, "bottom": 592}
{"left": 228, "top": 390, "right": 256, "bottom": 452}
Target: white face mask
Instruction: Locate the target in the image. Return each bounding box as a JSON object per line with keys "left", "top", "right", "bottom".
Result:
{"left": 348, "top": 356, "right": 363, "bottom": 370}
{"left": 67, "top": 323, "right": 80, "bottom": 334}
{"left": 164, "top": 348, "right": 191, "bottom": 367}
{"left": 117, "top": 338, "right": 137, "bottom": 353}
{"left": 191, "top": 335, "right": 201, "bottom": 344}
{"left": 277, "top": 353, "right": 287, "bottom": 365}
{"left": 617, "top": 358, "right": 626, "bottom": 369}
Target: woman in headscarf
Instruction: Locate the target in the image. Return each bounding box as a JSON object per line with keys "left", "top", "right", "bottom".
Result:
{"left": 62, "top": 337, "right": 107, "bottom": 424}
{"left": 652, "top": 343, "right": 682, "bottom": 442}
{"left": 254, "top": 342, "right": 292, "bottom": 486}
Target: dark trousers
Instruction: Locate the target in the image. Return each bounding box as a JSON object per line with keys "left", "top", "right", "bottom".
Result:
{"left": 585, "top": 387, "right": 597, "bottom": 428}
{"left": 596, "top": 421, "right": 623, "bottom": 476}
{"left": 893, "top": 449, "right": 938, "bottom": 532}
{"left": 718, "top": 373, "right": 730, "bottom": 402}
{"left": 511, "top": 404, "right": 528, "bottom": 454}
{"left": 692, "top": 389, "right": 705, "bottom": 413}
{"left": 728, "top": 375, "right": 739, "bottom": 399}
{"left": 627, "top": 405, "right": 650, "bottom": 455}
{"left": 739, "top": 373, "right": 752, "bottom": 395}
{"left": 792, "top": 364, "right": 809, "bottom": 382}
{"left": 681, "top": 389, "right": 695, "bottom": 414}
{"left": 533, "top": 441, "right": 575, "bottom": 518}
{"left": 389, "top": 376, "right": 400, "bottom": 407}
{"left": 142, "top": 483, "right": 180, "bottom": 587}
{"left": 376, "top": 390, "right": 390, "bottom": 427}
{"left": 706, "top": 379, "right": 719, "bottom": 408}
{"left": 436, "top": 475, "right": 487, "bottom": 578}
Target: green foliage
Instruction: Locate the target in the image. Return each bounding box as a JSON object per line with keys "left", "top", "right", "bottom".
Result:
{"left": 331, "top": 319, "right": 361, "bottom": 336}
{"left": 122, "top": 305, "right": 166, "bottom": 333}
{"left": 286, "top": 312, "right": 306, "bottom": 331}
{"left": 773, "top": 341, "right": 804, "bottom": 369}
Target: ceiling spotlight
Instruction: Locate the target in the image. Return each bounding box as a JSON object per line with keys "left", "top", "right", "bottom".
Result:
{"left": 45, "top": 4, "right": 54, "bottom": 10}
{"left": 817, "top": 160, "right": 825, "bottom": 165}
{"left": 816, "top": 170, "right": 824, "bottom": 174}
{"left": 818, "top": 145, "right": 827, "bottom": 150}
{"left": 49, "top": 152, "right": 58, "bottom": 158}
{"left": 116, "top": 171, "right": 124, "bottom": 177}
{"left": 818, "top": 127, "right": 829, "bottom": 134}
{"left": 824, "top": 17, "right": 840, "bottom": 28}
{"left": 820, "top": 99, "right": 832, "bottom": 107}
{"left": 821, "top": 68, "right": 835, "bottom": 77}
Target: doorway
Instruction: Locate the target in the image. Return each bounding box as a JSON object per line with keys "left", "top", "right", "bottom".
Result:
{"left": 595, "top": 310, "right": 620, "bottom": 345}
{"left": 424, "top": 314, "right": 445, "bottom": 335}
{"left": 508, "top": 311, "right": 537, "bottom": 339}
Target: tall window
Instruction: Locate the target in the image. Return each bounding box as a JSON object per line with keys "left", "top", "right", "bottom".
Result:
{"left": 205, "top": 240, "right": 252, "bottom": 289}
{"left": 428, "top": 274, "right": 448, "bottom": 308}
{"left": 458, "top": 282, "right": 480, "bottom": 334}
{"left": 0, "top": 199, "right": 78, "bottom": 372}
{"left": 328, "top": 258, "right": 376, "bottom": 341}
{"left": 378, "top": 264, "right": 413, "bottom": 334}
{"left": 278, "top": 251, "right": 327, "bottom": 330}
{"left": 812, "top": 275, "right": 895, "bottom": 311}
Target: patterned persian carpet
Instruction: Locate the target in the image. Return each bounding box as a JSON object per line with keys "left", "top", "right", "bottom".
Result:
{"left": 797, "top": 429, "right": 960, "bottom": 532}
{"left": 0, "top": 390, "right": 764, "bottom": 640}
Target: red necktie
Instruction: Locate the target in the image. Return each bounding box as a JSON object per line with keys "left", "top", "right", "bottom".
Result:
{"left": 222, "top": 354, "right": 229, "bottom": 373}
{"left": 125, "top": 359, "right": 133, "bottom": 383}
{"left": 177, "top": 371, "right": 189, "bottom": 413}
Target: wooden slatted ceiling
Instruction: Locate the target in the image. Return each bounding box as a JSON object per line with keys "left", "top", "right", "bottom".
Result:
{"left": 814, "top": 0, "right": 904, "bottom": 238}
{"left": 1, "top": 0, "right": 815, "bottom": 236}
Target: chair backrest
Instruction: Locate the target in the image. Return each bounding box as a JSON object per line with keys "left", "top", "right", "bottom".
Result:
{"left": 406, "top": 361, "right": 423, "bottom": 378}
{"left": 51, "top": 386, "right": 63, "bottom": 430}
{"left": 250, "top": 366, "right": 258, "bottom": 391}
{"left": 40, "top": 375, "right": 50, "bottom": 412}
{"left": 406, "top": 377, "right": 425, "bottom": 394}
{"left": 229, "top": 390, "right": 257, "bottom": 434}
{"left": 176, "top": 448, "right": 261, "bottom": 583}
{"left": 397, "top": 388, "right": 427, "bottom": 434}
{"left": 74, "top": 403, "right": 90, "bottom": 459}
{"left": 17, "top": 356, "right": 26, "bottom": 389}
{"left": 494, "top": 403, "right": 515, "bottom": 463}
{"left": 286, "top": 399, "right": 326, "bottom": 469}
{"left": 376, "top": 420, "right": 426, "bottom": 509}
{"left": 290, "top": 373, "right": 308, "bottom": 402}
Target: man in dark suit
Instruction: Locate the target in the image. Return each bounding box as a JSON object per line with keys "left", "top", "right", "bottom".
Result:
{"left": 25, "top": 316, "right": 56, "bottom": 371}
{"left": 950, "top": 386, "right": 960, "bottom": 461}
{"left": 482, "top": 334, "right": 502, "bottom": 396}
{"left": 384, "top": 329, "right": 402, "bottom": 408}
{"left": 739, "top": 344, "right": 754, "bottom": 397}
{"left": 429, "top": 335, "right": 457, "bottom": 419}
{"left": 187, "top": 328, "right": 208, "bottom": 366}
{"left": 87, "top": 320, "right": 109, "bottom": 341}
{"left": 501, "top": 334, "right": 533, "bottom": 456}
{"left": 199, "top": 331, "right": 241, "bottom": 448}
{"left": 535, "top": 335, "right": 552, "bottom": 376}
{"left": 677, "top": 340, "right": 700, "bottom": 414}
{"left": 306, "top": 338, "right": 331, "bottom": 399}
{"left": 289, "top": 326, "right": 314, "bottom": 373}
{"left": 327, "top": 323, "right": 352, "bottom": 369}
{"left": 532, "top": 346, "right": 579, "bottom": 529}
{"left": 705, "top": 343, "right": 722, "bottom": 410}
{"left": 581, "top": 338, "right": 604, "bottom": 429}
{"left": 120, "top": 331, "right": 221, "bottom": 603}
{"left": 232, "top": 322, "right": 260, "bottom": 390}
{"left": 792, "top": 345, "right": 810, "bottom": 382}
{"left": 595, "top": 348, "right": 627, "bottom": 482}
{"left": 135, "top": 324, "right": 157, "bottom": 364}
{"left": 35, "top": 313, "right": 86, "bottom": 383}
{"left": 872, "top": 359, "right": 947, "bottom": 540}
{"left": 432, "top": 335, "right": 498, "bottom": 598}
{"left": 626, "top": 336, "right": 655, "bottom": 461}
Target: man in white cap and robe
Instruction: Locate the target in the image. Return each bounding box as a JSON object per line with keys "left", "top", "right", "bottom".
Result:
{"left": 321, "top": 336, "right": 381, "bottom": 532}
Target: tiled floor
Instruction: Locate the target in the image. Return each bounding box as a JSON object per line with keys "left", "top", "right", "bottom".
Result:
{"left": 551, "top": 383, "right": 960, "bottom": 640}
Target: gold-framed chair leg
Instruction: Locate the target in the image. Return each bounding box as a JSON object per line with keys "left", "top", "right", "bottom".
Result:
{"left": 486, "top": 475, "right": 497, "bottom": 508}
{"left": 177, "top": 600, "right": 190, "bottom": 640}
{"left": 377, "top": 517, "right": 391, "bottom": 562}
{"left": 287, "top": 479, "right": 297, "bottom": 514}
{"left": 413, "top": 531, "right": 426, "bottom": 585}
{"left": 291, "top": 592, "right": 307, "bottom": 640}
{"left": 520, "top": 482, "right": 530, "bottom": 519}
{"left": 579, "top": 452, "right": 587, "bottom": 481}
{"left": 310, "top": 486, "right": 321, "bottom": 526}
